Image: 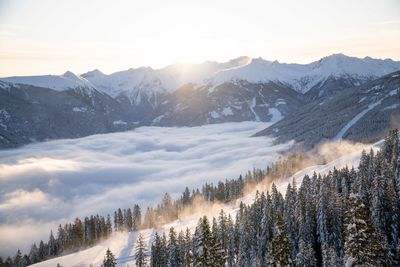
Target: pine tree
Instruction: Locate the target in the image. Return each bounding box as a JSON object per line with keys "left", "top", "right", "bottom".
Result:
{"left": 135, "top": 234, "right": 147, "bottom": 267}
{"left": 295, "top": 239, "right": 316, "bottom": 267}
{"left": 102, "top": 248, "right": 116, "bottom": 267}
{"left": 13, "top": 250, "right": 23, "bottom": 267}
{"left": 183, "top": 228, "right": 193, "bottom": 267}
{"left": 267, "top": 214, "right": 293, "bottom": 266}
{"left": 344, "top": 191, "right": 389, "bottom": 266}
{"left": 151, "top": 232, "right": 166, "bottom": 267}
{"left": 193, "top": 216, "right": 213, "bottom": 267}
{"left": 168, "top": 227, "right": 182, "bottom": 267}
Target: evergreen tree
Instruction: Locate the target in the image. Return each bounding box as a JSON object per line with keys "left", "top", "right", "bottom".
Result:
{"left": 295, "top": 239, "right": 316, "bottom": 267}
{"left": 135, "top": 234, "right": 147, "bottom": 267}
{"left": 267, "top": 214, "right": 293, "bottom": 266}
{"left": 102, "top": 248, "right": 116, "bottom": 267}
{"left": 193, "top": 216, "right": 213, "bottom": 267}
{"left": 344, "top": 191, "right": 389, "bottom": 266}
{"left": 151, "top": 232, "right": 167, "bottom": 267}
{"left": 183, "top": 228, "right": 193, "bottom": 267}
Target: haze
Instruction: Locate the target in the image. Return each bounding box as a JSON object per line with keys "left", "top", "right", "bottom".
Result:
{"left": 0, "top": 0, "right": 399, "bottom": 76}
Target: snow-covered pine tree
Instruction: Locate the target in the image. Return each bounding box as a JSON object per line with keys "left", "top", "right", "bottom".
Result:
{"left": 183, "top": 228, "right": 193, "bottom": 267}
{"left": 295, "top": 239, "right": 317, "bottom": 267}
{"left": 344, "top": 190, "right": 389, "bottom": 266}
{"left": 193, "top": 216, "right": 215, "bottom": 267}
{"left": 267, "top": 214, "right": 293, "bottom": 266}
{"left": 135, "top": 234, "right": 147, "bottom": 267}
{"left": 168, "top": 227, "right": 183, "bottom": 267}
{"left": 151, "top": 232, "right": 167, "bottom": 267}
{"left": 102, "top": 248, "right": 116, "bottom": 267}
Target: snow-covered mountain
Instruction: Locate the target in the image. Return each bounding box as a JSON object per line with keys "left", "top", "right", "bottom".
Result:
{"left": 1, "top": 54, "right": 400, "bottom": 149}
{"left": 1, "top": 71, "right": 96, "bottom": 92}
{"left": 2, "top": 54, "right": 400, "bottom": 103}
{"left": 255, "top": 71, "right": 400, "bottom": 147}
{"left": 211, "top": 54, "right": 400, "bottom": 97}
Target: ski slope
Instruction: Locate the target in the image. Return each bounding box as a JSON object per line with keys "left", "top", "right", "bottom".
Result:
{"left": 32, "top": 141, "right": 380, "bottom": 267}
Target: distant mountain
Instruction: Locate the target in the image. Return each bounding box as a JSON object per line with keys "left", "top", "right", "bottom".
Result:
{"left": 0, "top": 81, "right": 136, "bottom": 149}
{"left": 3, "top": 54, "right": 400, "bottom": 104}
{"left": 144, "top": 81, "right": 304, "bottom": 126}
{"left": 254, "top": 71, "right": 400, "bottom": 147}
{"left": 0, "top": 54, "right": 400, "bottom": 149}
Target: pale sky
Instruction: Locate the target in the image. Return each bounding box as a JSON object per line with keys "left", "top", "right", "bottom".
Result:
{"left": 0, "top": 0, "right": 399, "bottom": 76}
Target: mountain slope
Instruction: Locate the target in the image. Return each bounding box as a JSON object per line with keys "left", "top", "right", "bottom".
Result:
{"left": 145, "top": 81, "right": 304, "bottom": 126}
{"left": 1, "top": 54, "right": 400, "bottom": 148}
{"left": 254, "top": 71, "right": 400, "bottom": 147}
{"left": 0, "top": 81, "right": 136, "bottom": 149}
{"left": 30, "top": 138, "right": 380, "bottom": 267}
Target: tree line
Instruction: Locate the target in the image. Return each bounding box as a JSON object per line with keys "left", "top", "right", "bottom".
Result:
{"left": 146, "top": 130, "right": 400, "bottom": 266}
{"left": 3, "top": 129, "right": 398, "bottom": 266}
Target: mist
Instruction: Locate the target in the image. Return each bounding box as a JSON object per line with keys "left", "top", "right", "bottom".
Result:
{"left": 0, "top": 122, "right": 292, "bottom": 257}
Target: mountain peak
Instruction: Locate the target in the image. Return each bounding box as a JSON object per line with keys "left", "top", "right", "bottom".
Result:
{"left": 81, "top": 69, "right": 104, "bottom": 78}
{"left": 62, "top": 71, "right": 79, "bottom": 79}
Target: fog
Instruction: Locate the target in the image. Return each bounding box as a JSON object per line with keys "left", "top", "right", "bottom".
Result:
{"left": 0, "top": 122, "right": 292, "bottom": 257}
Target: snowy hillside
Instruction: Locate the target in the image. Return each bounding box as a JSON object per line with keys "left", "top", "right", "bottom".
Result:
{"left": 31, "top": 140, "right": 380, "bottom": 267}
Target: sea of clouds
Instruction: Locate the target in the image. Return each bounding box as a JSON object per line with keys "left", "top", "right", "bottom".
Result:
{"left": 0, "top": 122, "right": 292, "bottom": 257}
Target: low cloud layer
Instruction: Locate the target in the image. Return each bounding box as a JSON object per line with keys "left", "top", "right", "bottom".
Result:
{"left": 0, "top": 122, "right": 292, "bottom": 257}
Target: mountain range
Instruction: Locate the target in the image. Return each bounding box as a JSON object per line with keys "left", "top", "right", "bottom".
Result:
{"left": 1, "top": 53, "right": 400, "bottom": 149}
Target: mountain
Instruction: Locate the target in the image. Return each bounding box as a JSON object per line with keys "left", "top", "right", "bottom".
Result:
{"left": 211, "top": 54, "right": 400, "bottom": 100}
{"left": 145, "top": 81, "right": 304, "bottom": 126}
{"left": 1, "top": 71, "right": 96, "bottom": 92}
{"left": 254, "top": 71, "right": 400, "bottom": 147}
{"left": 4, "top": 54, "right": 400, "bottom": 104}
{"left": 0, "top": 81, "right": 136, "bottom": 149}
{"left": 1, "top": 54, "right": 400, "bottom": 148}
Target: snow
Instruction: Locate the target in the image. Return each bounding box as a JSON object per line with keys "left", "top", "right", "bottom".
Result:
{"left": 358, "top": 96, "right": 366, "bottom": 103}
{"left": 72, "top": 107, "right": 87, "bottom": 112}
{"left": 248, "top": 97, "right": 260, "bottom": 121}
{"left": 334, "top": 86, "right": 399, "bottom": 141}
{"left": 334, "top": 100, "right": 384, "bottom": 141}
{"left": 388, "top": 88, "right": 398, "bottom": 96}
{"left": 113, "top": 120, "right": 127, "bottom": 126}
{"left": 151, "top": 114, "right": 165, "bottom": 124}
{"left": 221, "top": 107, "right": 234, "bottom": 116}
{"left": 210, "top": 111, "right": 220, "bottom": 119}
{"left": 210, "top": 54, "right": 400, "bottom": 93}
{"left": 0, "top": 71, "right": 95, "bottom": 92}
{"left": 2, "top": 55, "right": 399, "bottom": 99}
{"left": 30, "top": 137, "right": 382, "bottom": 267}
{"left": 383, "top": 104, "right": 400, "bottom": 111}
{"left": 275, "top": 99, "right": 287, "bottom": 105}
{"left": 268, "top": 108, "right": 283, "bottom": 122}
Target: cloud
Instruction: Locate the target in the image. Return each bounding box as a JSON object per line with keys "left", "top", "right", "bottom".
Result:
{"left": 0, "top": 122, "right": 292, "bottom": 257}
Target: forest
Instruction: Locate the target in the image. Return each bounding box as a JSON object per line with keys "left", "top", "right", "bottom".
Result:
{"left": 2, "top": 130, "right": 399, "bottom": 267}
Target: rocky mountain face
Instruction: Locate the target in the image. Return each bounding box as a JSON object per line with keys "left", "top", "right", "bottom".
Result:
{"left": 1, "top": 54, "right": 400, "bottom": 149}
{"left": 254, "top": 71, "right": 400, "bottom": 147}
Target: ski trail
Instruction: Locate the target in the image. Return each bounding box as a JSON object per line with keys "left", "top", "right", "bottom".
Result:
{"left": 248, "top": 96, "right": 260, "bottom": 121}
{"left": 334, "top": 99, "right": 383, "bottom": 141}
{"left": 117, "top": 232, "right": 138, "bottom": 267}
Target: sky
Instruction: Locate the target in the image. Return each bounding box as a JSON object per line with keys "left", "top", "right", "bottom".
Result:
{"left": 0, "top": 122, "right": 292, "bottom": 257}
{"left": 0, "top": 0, "right": 399, "bottom": 76}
